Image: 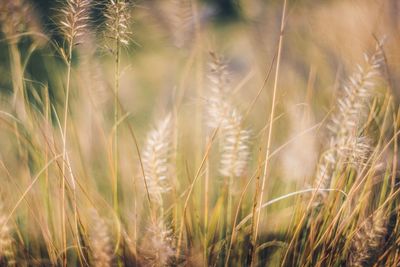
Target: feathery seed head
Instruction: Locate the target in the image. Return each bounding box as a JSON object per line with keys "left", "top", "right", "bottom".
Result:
{"left": 315, "top": 41, "right": 384, "bottom": 191}
{"left": 0, "top": 0, "right": 42, "bottom": 43}
{"left": 104, "top": 0, "right": 132, "bottom": 48}
{"left": 58, "top": 0, "right": 92, "bottom": 46}
{"left": 207, "top": 52, "right": 232, "bottom": 128}
{"left": 169, "top": 0, "right": 193, "bottom": 48}
{"left": 0, "top": 203, "right": 15, "bottom": 265}
{"left": 143, "top": 220, "right": 175, "bottom": 267}
{"left": 349, "top": 209, "right": 387, "bottom": 266}
{"left": 328, "top": 43, "right": 384, "bottom": 137}
{"left": 219, "top": 109, "right": 251, "bottom": 177}
{"left": 88, "top": 210, "right": 112, "bottom": 267}
{"left": 206, "top": 52, "right": 251, "bottom": 177}
{"left": 207, "top": 52, "right": 231, "bottom": 129}
{"left": 338, "top": 136, "right": 372, "bottom": 168}
{"left": 315, "top": 149, "right": 336, "bottom": 190}
{"left": 142, "top": 114, "right": 173, "bottom": 206}
{"left": 315, "top": 136, "right": 372, "bottom": 190}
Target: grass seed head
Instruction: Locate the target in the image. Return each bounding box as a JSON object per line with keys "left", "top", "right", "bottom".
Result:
{"left": 104, "top": 0, "right": 132, "bottom": 49}
{"left": 0, "top": 203, "right": 15, "bottom": 265}
{"left": 142, "top": 114, "right": 173, "bottom": 206}
{"left": 89, "top": 210, "right": 113, "bottom": 267}
{"left": 58, "top": 0, "right": 92, "bottom": 46}
{"left": 0, "top": 0, "right": 42, "bottom": 44}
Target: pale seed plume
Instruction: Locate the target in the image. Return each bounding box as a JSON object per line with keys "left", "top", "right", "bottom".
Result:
{"left": 58, "top": 0, "right": 92, "bottom": 46}
{"left": 168, "top": 0, "right": 193, "bottom": 48}
{"left": 315, "top": 41, "right": 384, "bottom": 190}
{"left": 207, "top": 52, "right": 251, "bottom": 178}
{"left": 219, "top": 109, "right": 251, "bottom": 177}
{"left": 0, "top": 203, "right": 15, "bottom": 266}
{"left": 349, "top": 209, "right": 387, "bottom": 267}
{"left": 89, "top": 210, "right": 112, "bottom": 267}
{"left": 142, "top": 220, "right": 175, "bottom": 267}
{"left": 104, "top": 0, "right": 132, "bottom": 48}
{"left": 141, "top": 114, "right": 173, "bottom": 206}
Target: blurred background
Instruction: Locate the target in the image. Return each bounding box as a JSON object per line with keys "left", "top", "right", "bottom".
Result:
{"left": 2, "top": 0, "right": 400, "bottom": 113}
{"left": 2, "top": 0, "right": 399, "bottom": 176}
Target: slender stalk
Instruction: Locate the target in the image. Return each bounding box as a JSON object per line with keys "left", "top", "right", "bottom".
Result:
{"left": 251, "top": 0, "right": 287, "bottom": 265}
{"left": 61, "top": 41, "right": 73, "bottom": 267}
{"left": 113, "top": 32, "right": 121, "bottom": 215}
{"left": 204, "top": 137, "right": 210, "bottom": 266}
{"left": 106, "top": 0, "right": 129, "bottom": 217}
{"left": 133, "top": 180, "right": 138, "bottom": 266}
{"left": 112, "top": 34, "right": 122, "bottom": 264}
{"left": 246, "top": 147, "right": 263, "bottom": 266}
{"left": 226, "top": 176, "right": 232, "bottom": 238}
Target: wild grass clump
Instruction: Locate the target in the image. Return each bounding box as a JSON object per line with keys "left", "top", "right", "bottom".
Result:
{"left": 315, "top": 41, "right": 384, "bottom": 194}
{"left": 0, "top": 0, "right": 399, "bottom": 266}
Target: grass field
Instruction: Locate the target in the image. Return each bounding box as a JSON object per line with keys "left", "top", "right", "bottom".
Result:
{"left": 1, "top": 0, "right": 400, "bottom": 266}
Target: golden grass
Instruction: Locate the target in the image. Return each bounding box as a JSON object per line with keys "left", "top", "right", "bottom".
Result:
{"left": 0, "top": 0, "right": 400, "bottom": 266}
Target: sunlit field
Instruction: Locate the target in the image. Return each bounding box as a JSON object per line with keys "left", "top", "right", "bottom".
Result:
{"left": 1, "top": 0, "right": 400, "bottom": 266}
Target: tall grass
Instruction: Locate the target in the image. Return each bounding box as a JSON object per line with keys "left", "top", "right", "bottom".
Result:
{"left": 104, "top": 0, "right": 132, "bottom": 215}
{"left": 0, "top": 0, "right": 399, "bottom": 266}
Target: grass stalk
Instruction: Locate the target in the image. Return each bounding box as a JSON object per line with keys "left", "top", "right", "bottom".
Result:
{"left": 204, "top": 136, "right": 210, "bottom": 266}
{"left": 250, "top": 0, "right": 287, "bottom": 264}
{"left": 61, "top": 40, "right": 73, "bottom": 266}
{"left": 113, "top": 30, "right": 121, "bottom": 216}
